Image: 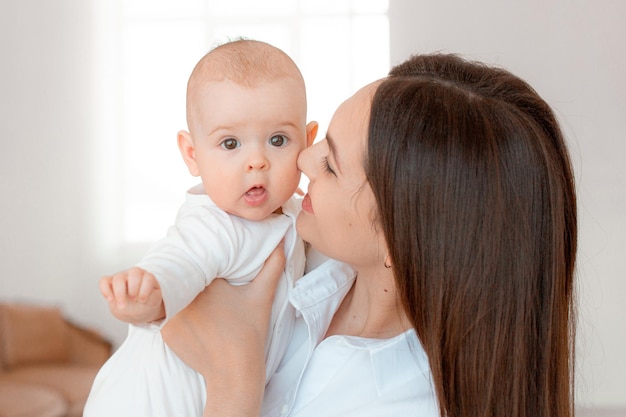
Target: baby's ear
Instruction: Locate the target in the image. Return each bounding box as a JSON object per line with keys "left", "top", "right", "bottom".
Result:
{"left": 305, "top": 121, "right": 318, "bottom": 147}
{"left": 177, "top": 130, "right": 200, "bottom": 176}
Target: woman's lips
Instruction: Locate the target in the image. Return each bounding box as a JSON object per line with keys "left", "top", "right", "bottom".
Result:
{"left": 301, "top": 193, "right": 313, "bottom": 213}
{"left": 243, "top": 186, "right": 268, "bottom": 206}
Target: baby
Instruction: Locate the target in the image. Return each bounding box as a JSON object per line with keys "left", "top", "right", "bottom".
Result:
{"left": 84, "top": 39, "right": 317, "bottom": 417}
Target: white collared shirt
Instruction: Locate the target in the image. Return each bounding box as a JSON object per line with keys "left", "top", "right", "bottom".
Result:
{"left": 262, "top": 259, "right": 439, "bottom": 417}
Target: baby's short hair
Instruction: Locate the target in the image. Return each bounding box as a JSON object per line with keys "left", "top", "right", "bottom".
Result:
{"left": 188, "top": 39, "right": 303, "bottom": 90}
{"left": 184, "top": 39, "right": 306, "bottom": 134}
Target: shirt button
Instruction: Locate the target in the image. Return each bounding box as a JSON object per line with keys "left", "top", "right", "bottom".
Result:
{"left": 280, "top": 404, "right": 289, "bottom": 415}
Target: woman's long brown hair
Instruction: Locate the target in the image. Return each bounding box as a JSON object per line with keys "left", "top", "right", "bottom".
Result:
{"left": 366, "top": 54, "right": 576, "bottom": 417}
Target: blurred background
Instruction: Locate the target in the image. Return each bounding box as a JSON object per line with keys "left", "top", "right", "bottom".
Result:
{"left": 1, "top": 0, "right": 624, "bottom": 411}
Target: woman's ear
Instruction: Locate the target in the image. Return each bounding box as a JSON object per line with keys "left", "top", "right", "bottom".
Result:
{"left": 306, "top": 121, "right": 319, "bottom": 147}
{"left": 177, "top": 130, "right": 200, "bottom": 177}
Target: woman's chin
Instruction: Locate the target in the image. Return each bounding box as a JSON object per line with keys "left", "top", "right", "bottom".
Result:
{"left": 295, "top": 213, "right": 312, "bottom": 239}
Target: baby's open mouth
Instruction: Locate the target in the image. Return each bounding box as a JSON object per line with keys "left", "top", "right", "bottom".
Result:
{"left": 246, "top": 186, "right": 265, "bottom": 196}
{"left": 243, "top": 186, "right": 268, "bottom": 206}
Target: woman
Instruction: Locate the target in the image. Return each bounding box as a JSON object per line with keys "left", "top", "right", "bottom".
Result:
{"left": 162, "top": 53, "right": 577, "bottom": 417}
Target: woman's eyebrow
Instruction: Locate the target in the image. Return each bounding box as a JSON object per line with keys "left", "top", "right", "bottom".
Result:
{"left": 325, "top": 132, "right": 342, "bottom": 173}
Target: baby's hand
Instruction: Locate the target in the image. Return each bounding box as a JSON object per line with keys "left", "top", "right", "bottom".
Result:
{"left": 99, "top": 267, "right": 165, "bottom": 324}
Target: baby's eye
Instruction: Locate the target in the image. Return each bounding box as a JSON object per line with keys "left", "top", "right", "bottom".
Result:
{"left": 220, "top": 138, "right": 240, "bottom": 150}
{"left": 269, "top": 135, "right": 288, "bottom": 147}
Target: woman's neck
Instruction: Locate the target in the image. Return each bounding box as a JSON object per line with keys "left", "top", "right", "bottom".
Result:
{"left": 324, "top": 265, "right": 412, "bottom": 339}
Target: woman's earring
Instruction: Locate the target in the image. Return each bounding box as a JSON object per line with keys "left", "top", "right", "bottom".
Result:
{"left": 384, "top": 254, "right": 392, "bottom": 269}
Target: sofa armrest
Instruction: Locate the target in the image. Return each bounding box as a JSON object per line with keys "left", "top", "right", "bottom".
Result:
{"left": 0, "top": 303, "right": 70, "bottom": 370}
{"left": 0, "top": 303, "right": 112, "bottom": 369}
{"left": 66, "top": 321, "right": 112, "bottom": 366}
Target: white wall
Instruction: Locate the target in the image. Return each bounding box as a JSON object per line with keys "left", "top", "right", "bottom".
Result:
{"left": 0, "top": 0, "right": 130, "bottom": 345}
{"left": 389, "top": 0, "right": 626, "bottom": 409}
{"left": 0, "top": 0, "right": 623, "bottom": 410}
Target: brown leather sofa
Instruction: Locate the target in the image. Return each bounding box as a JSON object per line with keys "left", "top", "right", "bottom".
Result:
{"left": 0, "top": 303, "right": 112, "bottom": 417}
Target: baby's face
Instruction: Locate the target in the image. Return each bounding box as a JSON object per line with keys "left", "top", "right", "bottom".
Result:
{"left": 188, "top": 77, "right": 307, "bottom": 220}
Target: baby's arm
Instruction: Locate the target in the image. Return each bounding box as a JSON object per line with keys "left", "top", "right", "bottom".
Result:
{"left": 99, "top": 267, "right": 165, "bottom": 324}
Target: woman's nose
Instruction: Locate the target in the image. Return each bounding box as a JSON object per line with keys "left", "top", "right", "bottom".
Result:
{"left": 297, "top": 144, "right": 316, "bottom": 179}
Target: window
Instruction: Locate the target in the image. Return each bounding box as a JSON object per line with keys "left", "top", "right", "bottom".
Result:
{"left": 95, "top": 0, "right": 389, "bottom": 243}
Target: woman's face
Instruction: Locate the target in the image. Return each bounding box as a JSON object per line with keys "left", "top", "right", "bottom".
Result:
{"left": 296, "top": 82, "right": 387, "bottom": 269}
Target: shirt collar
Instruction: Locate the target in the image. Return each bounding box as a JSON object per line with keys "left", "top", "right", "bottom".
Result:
{"left": 289, "top": 259, "right": 356, "bottom": 344}
{"left": 290, "top": 259, "right": 434, "bottom": 399}
{"left": 280, "top": 195, "right": 302, "bottom": 219}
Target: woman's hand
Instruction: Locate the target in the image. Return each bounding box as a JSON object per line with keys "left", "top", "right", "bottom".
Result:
{"left": 161, "top": 242, "right": 286, "bottom": 417}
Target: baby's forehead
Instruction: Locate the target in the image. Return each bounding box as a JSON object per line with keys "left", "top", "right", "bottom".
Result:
{"left": 187, "top": 76, "right": 307, "bottom": 132}
{"left": 190, "top": 74, "right": 306, "bottom": 109}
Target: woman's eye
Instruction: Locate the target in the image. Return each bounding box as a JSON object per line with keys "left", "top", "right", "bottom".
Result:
{"left": 269, "top": 135, "right": 288, "bottom": 147}
{"left": 220, "top": 138, "right": 240, "bottom": 150}
{"left": 322, "top": 157, "right": 336, "bottom": 176}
